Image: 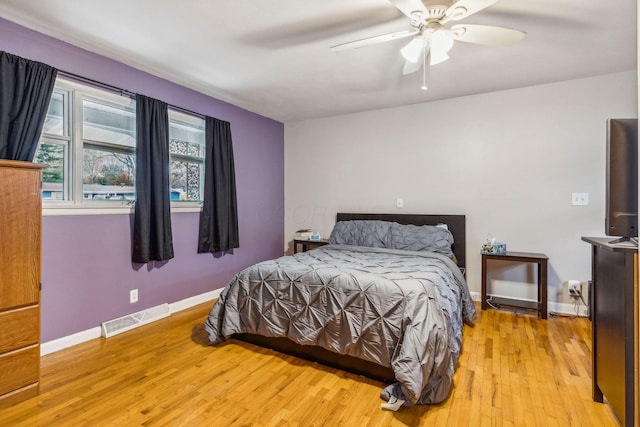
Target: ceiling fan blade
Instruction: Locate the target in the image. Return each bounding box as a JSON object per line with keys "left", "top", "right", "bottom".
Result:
{"left": 331, "top": 29, "right": 419, "bottom": 51}
{"left": 388, "top": 0, "right": 427, "bottom": 19}
{"left": 449, "top": 24, "right": 525, "bottom": 45}
{"left": 442, "top": 0, "right": 500, "bottom": 23}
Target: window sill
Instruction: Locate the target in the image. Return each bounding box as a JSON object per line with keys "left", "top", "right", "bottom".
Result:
{"left": 42, "top": 203, "right": 202, "bottom": 216}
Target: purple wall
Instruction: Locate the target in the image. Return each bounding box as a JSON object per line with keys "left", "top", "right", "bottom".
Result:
{"left": 0, "top": 18, "right": 285, "bottom": 342}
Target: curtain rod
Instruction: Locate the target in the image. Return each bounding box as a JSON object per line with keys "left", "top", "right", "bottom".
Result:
{"left": 58, "top": 69, "right": 206, "bottom": 119}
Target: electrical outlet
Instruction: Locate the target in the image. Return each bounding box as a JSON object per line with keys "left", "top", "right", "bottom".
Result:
{"left": 396, "top": 198, "right": 404, "bottom": 209}
{"left": 571, "top": 193, "right": 589, "bottom": 206}
{"left": 130, "top": 289, "right": 138, "bottom": 303}
{"left": 568, "top": 280, "right": 581, "bottom": 297}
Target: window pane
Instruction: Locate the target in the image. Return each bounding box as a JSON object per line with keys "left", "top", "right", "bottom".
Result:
{"left": 35, "top": 142, "right": 65, "bottom": 200}
{"left": 169, "top": 111, "right": 205, "bottom": 203}
{"left": 170, "top": 160, "right": 201, "bottom": 201}
{"left": 42, "top": 92, "right": 65, "bottom": 136}
{"left": 169, "top": 111, "right": 204, "bottom": 159}
{"left": 169, "top": 138, "right": 204, "bottom": 159}
{"left": 83, "top": 99, "right": 135, "bottom": 147}
{"left": 83, "top": 147, "right": 135, "bottom": 201}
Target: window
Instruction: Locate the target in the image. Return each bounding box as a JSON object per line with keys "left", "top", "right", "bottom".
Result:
{"left": 35, "top": 140, "right": 66, "bottom": 200}
{"left": 81, "top": 96, "right": 136, "bottom": 202}
{"left": 35, "top": 78, "right": 205, "bottom": 210}
{"left": 36, "top": 89, "right": 69, "bottom": 201}
{"left": 169, "top": 110, "right": 205, "bottom": 203}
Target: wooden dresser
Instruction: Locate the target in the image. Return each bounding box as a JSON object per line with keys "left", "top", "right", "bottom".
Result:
{"left": 0, "top": 160, "right": 45, "bottom": 408}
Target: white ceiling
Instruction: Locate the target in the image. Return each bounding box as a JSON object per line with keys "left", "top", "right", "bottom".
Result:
{"left": 0, "top": 0, "right": 636, "bottom": 122}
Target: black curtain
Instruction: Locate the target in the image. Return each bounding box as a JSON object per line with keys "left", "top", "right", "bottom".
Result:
{"left": 0, "top": 51, "right": 57, "bottom": 161}
{"left": 132, "top": 94, "right": 174, "bottom": 263}
{"left": 198, "top": 117, "right": 239, "bottom": 253}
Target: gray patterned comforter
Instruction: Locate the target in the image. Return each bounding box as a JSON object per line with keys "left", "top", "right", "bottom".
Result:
{"left": 204, "top": 244, "right": 476, "bottom": 406}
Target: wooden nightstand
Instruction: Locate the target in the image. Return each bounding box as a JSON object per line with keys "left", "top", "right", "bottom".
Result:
{"left": 481, "top": 251, "right": 549, "bottom": 319}
{"left": 293, "top": 239, "right": 329, "bottom": 254}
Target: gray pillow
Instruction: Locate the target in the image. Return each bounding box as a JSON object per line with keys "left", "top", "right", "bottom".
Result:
{"left": 387, "top": 222, "right": 454, "bottom": 256}
{"left": 328, "top": 220, "right": 391, "bottom": 248}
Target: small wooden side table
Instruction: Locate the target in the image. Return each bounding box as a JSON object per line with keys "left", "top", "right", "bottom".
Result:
{"left": 293, "top": 239, "right": 329, "bottom": 254}
{"left": 481, "top": 251, "right": 549, "bottom": 319}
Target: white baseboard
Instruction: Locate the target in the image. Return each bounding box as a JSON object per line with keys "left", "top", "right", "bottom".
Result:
{"left": 41, "top": 288, "right": 223, "bottom": 356}
{"left": 470, "top": 291, "right": 589, "bottom": 317}
{"left": 168, "top": 288, "right": 222, "bottom": 314}
{"left": 40, "top": 327, "right": 103, "bottom": 356}
{"left": 548, "top": 301, "right": 589, "bottom": 317}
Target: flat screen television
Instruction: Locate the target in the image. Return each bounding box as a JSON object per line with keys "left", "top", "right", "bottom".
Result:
{"left": 605, "top": 118, "right": 638, "bottom": 242}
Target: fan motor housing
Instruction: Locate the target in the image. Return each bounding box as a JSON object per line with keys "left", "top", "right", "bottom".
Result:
{"left": 427, "top": 6, "right": 449, "bottom": 21}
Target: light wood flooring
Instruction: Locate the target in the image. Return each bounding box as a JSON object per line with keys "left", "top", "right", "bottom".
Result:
{"left": 0, "top": 302, "right": 621, "bottom": 426}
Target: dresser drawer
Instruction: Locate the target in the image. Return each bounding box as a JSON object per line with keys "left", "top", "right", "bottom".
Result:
{"left": 0, "top": 345, "right": 39, "bottom": 396}
{"left": 0, "top": 306, "right": 39, "bottom": 354}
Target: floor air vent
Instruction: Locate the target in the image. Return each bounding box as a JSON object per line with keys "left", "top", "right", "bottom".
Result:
{"left": 101, "top": 303, "right": 171, "bottom": 338}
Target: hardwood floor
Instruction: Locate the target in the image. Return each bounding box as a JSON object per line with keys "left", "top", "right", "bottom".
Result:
{"left": 0, "top": 302, "right": 620, "bottom": 426}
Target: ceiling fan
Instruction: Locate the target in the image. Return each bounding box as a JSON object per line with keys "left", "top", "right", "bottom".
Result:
{"left": 331, "top": 0, "right": 525, "bottom": 79}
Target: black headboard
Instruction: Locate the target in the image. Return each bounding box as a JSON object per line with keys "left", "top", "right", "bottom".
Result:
{"left": 335, "top": 213, "right": 466, "bottom": 269}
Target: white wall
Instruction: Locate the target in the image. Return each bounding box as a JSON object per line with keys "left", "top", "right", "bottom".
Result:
{"left": 284, "top": 71, "right": 637, "bottom": 305}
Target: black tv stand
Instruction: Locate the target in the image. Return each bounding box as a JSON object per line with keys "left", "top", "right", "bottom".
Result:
{"left": 582, "top": 237, "right": 638, "bottom": 426}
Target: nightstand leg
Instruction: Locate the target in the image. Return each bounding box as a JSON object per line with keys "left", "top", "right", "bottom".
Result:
{"left": 539, "top": 260, "right": 548, "bottom": 319}
{"left": 481, "top": 255, "right": 488, "bottom": 310}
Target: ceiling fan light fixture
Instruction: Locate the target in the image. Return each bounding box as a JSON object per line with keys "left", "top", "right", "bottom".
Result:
{"left": 429, "top": 31, "right": 452, "bottom": 65}
{"left": 432, "top": 30, "right": 454, "bottom": 53}
{"left": 430, "top": 51, "right": 449, "bottom": 66}
{"left": 400, "top": 37, "right": 425, "bottom": 63}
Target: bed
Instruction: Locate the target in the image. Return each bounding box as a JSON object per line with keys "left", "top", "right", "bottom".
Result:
{"left": 204, "top": 213, "right": 475, "bottom": 408}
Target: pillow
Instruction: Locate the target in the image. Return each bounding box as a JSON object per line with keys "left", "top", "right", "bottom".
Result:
{"left": 387, "top": 222, "right": 454, "bottom": 256}
{"left": 328, "top": 220, "right": 391, "bottom": 248}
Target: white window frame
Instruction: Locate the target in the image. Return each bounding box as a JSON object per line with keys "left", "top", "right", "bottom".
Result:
{"left": 37, "top": 84, "right": 72, "bottom": 203}
{"left": 76, "top": 90, "right": 136, "bottom": 209}
{"left": 38, "top": 78, "right": 204, "bottom": 215}
{"left": 168, "top": 109, "right": 206, "bottom": 208}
